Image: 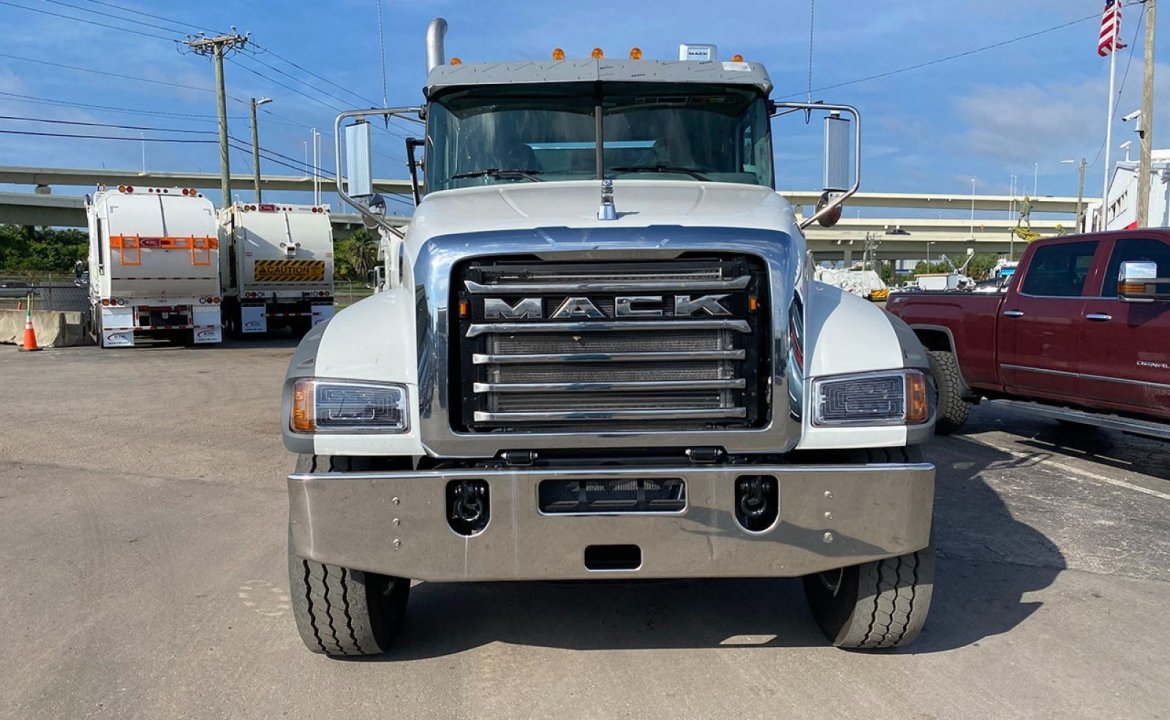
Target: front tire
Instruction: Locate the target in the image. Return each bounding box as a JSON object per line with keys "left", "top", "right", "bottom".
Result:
{"left": 928, "top": 349, "right": 971, "bottom": 434}
{"left": 800, "top": 446, "right": 934, "bottom": 649}
{"left": 288, "top": 454, "right": 410, "bottom": 657}
{"left": 802, "top": 540, "right": 934, "bottom": 649}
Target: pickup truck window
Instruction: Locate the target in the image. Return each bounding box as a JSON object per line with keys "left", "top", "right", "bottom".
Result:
{"left": 1019, "top": 241, "right": 1097, "bottom": 297}
{"left": 1101, "top": 237, "right": 1170, "bottom": 297}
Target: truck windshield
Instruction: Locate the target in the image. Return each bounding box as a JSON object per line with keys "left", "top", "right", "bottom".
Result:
{"left": 426, "top": 82, "right": 773, "bottom": 192}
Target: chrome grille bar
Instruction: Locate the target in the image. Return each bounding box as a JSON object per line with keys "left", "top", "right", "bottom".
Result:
{"left": 473, "top": 407, "right": 748, "bottom": 423}
{"left": 464, "top": 276, "right": 751, "bottom": 294}
{"left": 473, "top": 379, "right": 746, "bottom": 394}
{"left": 467, "top": 319, "right": 751, "bottom": 338}
{"left": 472, "top": 350, "right": 746, "bottom": 365}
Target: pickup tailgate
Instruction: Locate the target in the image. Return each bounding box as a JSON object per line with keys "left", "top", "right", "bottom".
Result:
{"left": 886, "top": 291, "right": 1004, "bottom": 389}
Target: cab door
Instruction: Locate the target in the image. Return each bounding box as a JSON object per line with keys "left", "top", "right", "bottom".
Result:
{"left": 998, "top": 239, "right": 1101, "bottom": 399}
{"left": 1077, "top": 234, "right": 1170, "bottom": 419}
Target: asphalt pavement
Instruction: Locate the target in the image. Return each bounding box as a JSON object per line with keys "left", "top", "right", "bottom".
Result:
{"left": 1, "top": 341, "right": 1167, "bottom": 719}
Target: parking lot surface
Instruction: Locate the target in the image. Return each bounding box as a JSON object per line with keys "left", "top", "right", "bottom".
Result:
{"left": 2, "top": 342, "right": 1168, "bottom": 719}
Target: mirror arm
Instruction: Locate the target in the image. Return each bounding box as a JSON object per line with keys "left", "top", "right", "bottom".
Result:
{"left": 772, "top": 102, "right": 862, "bottom": 230}
{"left": 334, "top": 107, "right": 421, "bottom": 230}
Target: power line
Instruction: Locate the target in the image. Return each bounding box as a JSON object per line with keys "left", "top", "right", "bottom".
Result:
{"left": 79, "top": 0, "right": 222, "bottom": 35}
{"left": 235, "top": 53, "right": 359, "bottom": 111}
{"left": 0, "top": 128, "right": 216, "bottom": 143}
{"left": 0, "top": 51, "right": 231, "bottom": 98}
{"left": 253, "top": 43, "right": 380, "bottom": 108}
{"left": 43, "top": 0, "right": 190, "bottom": 36}
{"left": 0, "top": 90, "right": 245, "bottom": 123}
{"left": 0, "top": 0, "right": 177, "bottom": 41}
{"left": 0, "top": 114, "right": 214, "bottom": 134}
{"left": 779, "top": 11, "right": 1105, "bottom": 98}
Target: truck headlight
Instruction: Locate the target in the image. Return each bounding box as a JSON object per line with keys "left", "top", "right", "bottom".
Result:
{"left": 812, "top": 370, "right": 931, "bottom": 427}
{"left": 290, "top": 379, "right": 409, "bottom": 433}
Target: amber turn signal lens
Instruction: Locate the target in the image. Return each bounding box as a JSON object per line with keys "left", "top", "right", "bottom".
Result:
{"left": 552, "top": 48, "right": 565, "bottom": 61}
{"left": 906, "top": 372, "right": 930, "bottom": 425}
{"left": 449, "top": 57, "right": 462, "bottom": 65}
{"left": 291, "top": 379, "right": 315, "bottom": 432}
{"left": 748, "top": 296, "right": 759, "bottom": 313}
{"left": 731, "top": 53, "right": 745, "bottom": 62}
{"left": 591, "top": 47, "right": 604, "bottom": 59}
{"left": 459, "top": 300, "right": 470, "bottom": 318}
{"left": 629, "top": 47, "right": 642, "bottom": 60}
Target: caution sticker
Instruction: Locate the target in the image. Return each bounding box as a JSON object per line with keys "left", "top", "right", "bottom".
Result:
{"left": 254, "top": 260, "right": 325, "bottom": 282}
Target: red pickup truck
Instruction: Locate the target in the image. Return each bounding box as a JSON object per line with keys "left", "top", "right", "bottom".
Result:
{"left": 886, "top": 230, "right": 1170, "bottom": 437}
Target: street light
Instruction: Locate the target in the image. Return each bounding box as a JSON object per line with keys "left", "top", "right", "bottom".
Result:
{"left": 1061, "top": 158, "right": 1087, "bottom": 232}
{"left": 926, "top": 241, "right": 934, "bottom": 267}
{"left": 969, "top": 177, "right": 976, "bottom": 240}
{"left": 250, "top": 97, "right": 273, "bottom": 202}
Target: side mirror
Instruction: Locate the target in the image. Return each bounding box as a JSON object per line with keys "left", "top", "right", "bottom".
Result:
{"left": 366, "top": 266, "right": 385, "bottom": 291}
{"left": 1118, "top": 260, "right": 1164, "bottom": 302}
{"left": 771, "top": 103, "right": 860, "bottom": 230}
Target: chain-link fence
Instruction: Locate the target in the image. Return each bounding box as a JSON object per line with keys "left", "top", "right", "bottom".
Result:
{"left": 0, "top": 274, "right": 89, "bottom": 312}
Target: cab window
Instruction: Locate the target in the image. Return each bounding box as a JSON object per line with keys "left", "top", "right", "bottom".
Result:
{"left": 1019, "top": 241, "right": 1098, "bottom": 297}
{"left": 1101, "top": 237, "right": 1170, "bottom": 297}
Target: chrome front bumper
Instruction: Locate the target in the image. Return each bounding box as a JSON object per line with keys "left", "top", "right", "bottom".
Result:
{"left": 288, "top": 462, "right": 934, "bottom": 582}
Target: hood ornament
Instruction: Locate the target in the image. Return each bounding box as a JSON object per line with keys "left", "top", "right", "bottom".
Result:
{"left": 597, "top": 178, "right": 617, "bottom": 221}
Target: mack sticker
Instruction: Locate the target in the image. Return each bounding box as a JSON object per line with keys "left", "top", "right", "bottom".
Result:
{"left": 254, "top": 259, "right": 325, "bottom": 282}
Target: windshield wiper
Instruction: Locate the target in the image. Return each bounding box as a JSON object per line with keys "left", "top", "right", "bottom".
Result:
{"left": 609, "top": 164, "right": 711, "bottom": 181}
{"left": 449, "top": 168, "right": 544, "bottom": 182}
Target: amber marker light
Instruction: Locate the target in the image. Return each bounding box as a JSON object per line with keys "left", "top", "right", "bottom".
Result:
{"left": 906, "top": 372, "right": 930, "bottom": 424}
{"left": 748, "top": 296, "right": 760, "bottom": 313}
{"left": 731, "top": 53, "right": 745, "bottom": 62}
{"left": 552, "top": 48, "right": 566, "bottom": 60}
{"left": 629, "top": 47, "right": 642, "bottom": 60}
{"left": 450, "top": 57, "right": 462, "bottom": 65}
{"left": 459, "top": 299, "right": 470, "bottom": 318}
{"left": 591, "top": 47, "right": 604, "bottom": 59}
{"left": 291, "top": 379, "right": 315, "bottom": 432}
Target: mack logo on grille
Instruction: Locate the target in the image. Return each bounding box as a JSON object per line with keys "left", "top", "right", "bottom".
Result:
{"left": 483, "top": 294, "right": 733, "bottom": 320}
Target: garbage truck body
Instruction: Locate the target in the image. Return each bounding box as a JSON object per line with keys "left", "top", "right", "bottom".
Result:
{"left": 85, "top": 185, "right": 222, "bottom": 348}
{"left": 219, "top": 202, "right": 335, "bottom": 336}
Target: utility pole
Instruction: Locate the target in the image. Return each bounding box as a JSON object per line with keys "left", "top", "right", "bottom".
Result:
{"left": 1062, "top": 158, "right": 1087, "bottom": 231}
{"left": 1137, "top": 0, "right": 1157, "bottom": 227}
{"left": 250, "top": 97, "right": 272, "bottom": 202}
{"left": 184, "top": 32, "right": 249, "bottom": 207}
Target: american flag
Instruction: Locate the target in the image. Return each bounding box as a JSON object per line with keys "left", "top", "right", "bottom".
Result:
{"left": 1098, "top": 0, "right": 1127, "bottom": 57}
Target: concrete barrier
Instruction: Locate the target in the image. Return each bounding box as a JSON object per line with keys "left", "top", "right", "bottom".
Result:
{"left": 0, "top": 309, "right": 90, "bottom": 347}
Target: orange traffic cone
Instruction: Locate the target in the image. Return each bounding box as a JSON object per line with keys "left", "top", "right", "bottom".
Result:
{"left": 19, "top": 302, "right": 41, "bottom": 352}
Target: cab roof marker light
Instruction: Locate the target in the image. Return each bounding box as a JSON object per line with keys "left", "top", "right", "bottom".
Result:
{"left": 552, "top": 48, "right": 565, "bottom": 61}
{"left": 591, "top": 47, "right": 604, "bottom": 59}
{"left": 629, "top": 47, "right": 642, "bottom": 60}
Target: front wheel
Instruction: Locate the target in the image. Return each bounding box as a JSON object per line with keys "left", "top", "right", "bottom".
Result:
{"left": 803, "top": 539, "right": 934, "bottom": 649}
{"left": 288, "top": 534, "right": 410, "bottom": 657}
{"left": 928, "top": 349, "right": 971, "bottom": 434}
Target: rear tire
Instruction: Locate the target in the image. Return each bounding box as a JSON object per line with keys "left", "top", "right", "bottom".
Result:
{"left": 800, "top": 446, "right": 934, "bottom": 649}
{"left": 928, "top": 349, "right": 971, "bottom": 434}
{"left": 288, "top": 455, "right": 411, "bottom": 657}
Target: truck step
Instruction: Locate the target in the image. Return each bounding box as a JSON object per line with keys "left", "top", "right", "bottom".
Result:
{"left": 990, "top": 400, "right": 1170, "bottom": 441}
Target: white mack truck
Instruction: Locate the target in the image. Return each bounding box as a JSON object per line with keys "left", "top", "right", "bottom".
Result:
{"left": 85, "top": 185, "right": 222, "bottom": 348}
{"left": 282, "top": 20, "right": 938, "bottom": 656}
{"left": 218, "top": 202, "right": 335, "bottom": 336}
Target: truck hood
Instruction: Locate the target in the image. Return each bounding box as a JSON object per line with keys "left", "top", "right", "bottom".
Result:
{"left": 407, "top": 180, "right": 799, "bottom": 243}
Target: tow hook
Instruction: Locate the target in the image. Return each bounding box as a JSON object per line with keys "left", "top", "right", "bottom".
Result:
{"left": 446, "top": 479, "right": 490, "bottom": 536}
{"left": 734, "top": 475, "right": 778, "bottom": 532}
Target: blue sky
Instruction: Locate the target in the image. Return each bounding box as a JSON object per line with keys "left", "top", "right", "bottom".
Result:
{"left": 0, "top": 0, "right": 1166, "bottom": 214}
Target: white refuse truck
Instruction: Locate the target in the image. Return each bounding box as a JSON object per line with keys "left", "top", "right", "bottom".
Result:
{"left": 85, "top": 185, "right": 223, "bottom": 348}
{"left": 218, "top": 202, "right": 335, "bottom": 336}
{"left": 280, "top": 20, "right": 939, "bottom": 657}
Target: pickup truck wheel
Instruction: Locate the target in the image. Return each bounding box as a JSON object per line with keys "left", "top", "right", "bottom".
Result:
{"left": 928, "top": 349, "right": 971, "bottom": 434}
{"left": 801, "top": 446, "right": 934, "bottom": 649}
{"left": 288, "top": 455, "right": 411, "bottom": 657}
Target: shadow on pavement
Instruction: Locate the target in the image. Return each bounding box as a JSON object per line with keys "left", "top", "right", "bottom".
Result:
{"left": 346, "top": 435, "right": 1065, "bottom": 661}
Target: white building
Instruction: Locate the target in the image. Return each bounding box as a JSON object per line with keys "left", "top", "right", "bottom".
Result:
{"left": 1095, "top": 149, "right": 1170, "bottom": 231}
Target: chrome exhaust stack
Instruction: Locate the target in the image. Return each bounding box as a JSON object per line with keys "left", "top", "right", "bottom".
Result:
{"left": 426, "top": 17, "right": 448, "bottom": 73}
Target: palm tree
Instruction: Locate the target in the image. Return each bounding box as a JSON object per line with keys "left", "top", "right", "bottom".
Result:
{"left": 346, "top": 231, "right": 379, "bottom": 279}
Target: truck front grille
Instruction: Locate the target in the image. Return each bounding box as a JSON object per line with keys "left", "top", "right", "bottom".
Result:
{"left": 451, "top": 256, "right": 770, "bottom": 432}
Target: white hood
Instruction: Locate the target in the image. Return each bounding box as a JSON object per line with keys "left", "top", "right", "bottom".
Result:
{"left": 406, "top": 180, "right": 800, "bottom": 245}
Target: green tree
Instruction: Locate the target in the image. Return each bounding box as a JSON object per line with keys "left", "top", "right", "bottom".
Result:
{"left": 346, "top": 230, "right": 379, "bottom": 280}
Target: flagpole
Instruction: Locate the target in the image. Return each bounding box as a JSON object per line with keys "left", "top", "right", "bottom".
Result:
{"left": 1102, "top": 31, "right": 1118, "bottom": 230}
